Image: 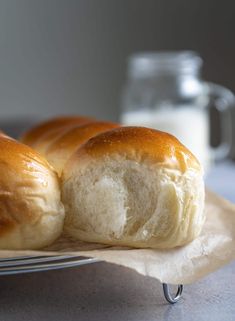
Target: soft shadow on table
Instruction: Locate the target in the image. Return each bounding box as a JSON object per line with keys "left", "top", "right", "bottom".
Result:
{"left": 0, "top": 261, "right": 234, "bottom": 321}
{"left": 0, "top": 262, "right": 167, "bottom": 321}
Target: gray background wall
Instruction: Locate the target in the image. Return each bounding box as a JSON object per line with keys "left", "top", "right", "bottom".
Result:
{"left": 0, "top": 0, "right": 234, "bottom": 133}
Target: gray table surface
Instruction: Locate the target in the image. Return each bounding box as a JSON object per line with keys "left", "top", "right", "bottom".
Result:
{"left": 1, "top": 162, "right": 235, "bottom": 321}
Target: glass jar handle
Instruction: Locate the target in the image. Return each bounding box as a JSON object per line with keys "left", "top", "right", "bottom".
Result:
{"left": 207, "top": 82, "right": 234, "bottom": 162}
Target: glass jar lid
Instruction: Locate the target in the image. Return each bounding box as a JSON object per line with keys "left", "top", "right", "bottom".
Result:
{"left": 128, "top": 51, "right": 203, "bottom": 78}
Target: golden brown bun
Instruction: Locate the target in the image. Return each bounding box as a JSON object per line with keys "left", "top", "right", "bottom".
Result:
{"left": 62, "top": 127, "right": 205, "bottom": 249}
{"left": 45, "top": 121, "right": 119, "bottom": 175}
{"left": 0, "top": 134, "right": 65, "bottom": 249}
{"left": 20, "top": 115, "right": 94, "bottom": 153}
{"left": 65, "top": 126, "right": 200, "bottom": 173}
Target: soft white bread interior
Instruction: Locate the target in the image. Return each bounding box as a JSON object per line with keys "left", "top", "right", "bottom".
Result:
{"left": 45, "top": 121, "right": 119, "bottom": 176}
{"left": 0, "top": 134, "right": 65, "bottom": 249}
{"left": 20, "top": 115, "right": 94, "bottom": 154}
{"left": 62, "top": 126, "right": 205, "bottom": 249}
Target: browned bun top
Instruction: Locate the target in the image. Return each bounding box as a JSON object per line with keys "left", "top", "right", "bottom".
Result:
{"left": 65, "top": 126, "right": 201, "bottom": 174}
{"left": 45, "top": 121, "right": 119, "bottom": 175}
{"left": 47, "top": 121, "right": 120, "bottom": 154}
{"left": 0, "top": 134, "right": 59, "bottom": 236}
{"left": 0, "top": 134, "right": 54, "bottom": 173}
{"left": 20, "top": 115, "right": 94, "bottom": 147}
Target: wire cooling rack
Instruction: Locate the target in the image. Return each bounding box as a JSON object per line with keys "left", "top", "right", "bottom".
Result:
{"left": 0, "top": 255, "right": 183, "bottom": 304}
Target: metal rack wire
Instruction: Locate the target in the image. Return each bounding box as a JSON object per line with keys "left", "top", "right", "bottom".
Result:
{"left": 0, "top": 255, "right": 183, "bottom": 304}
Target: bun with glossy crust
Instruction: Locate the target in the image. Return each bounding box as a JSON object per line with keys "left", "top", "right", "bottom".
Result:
{"left": 45, "top": 121, "right": 119, "bottom": 176}
{"left": 62, "top": 126, "right": 205, "bottom": 249}
{"left": 20, "top": 115, "right": 94, "bottom": 153}
{"left": 0, "top": 134, "right": 64, "bottom": 249}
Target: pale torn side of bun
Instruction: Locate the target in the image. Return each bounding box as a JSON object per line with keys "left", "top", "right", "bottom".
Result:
{"left": 0, "top": 134, "right": 65, "bottom": 250}
{"left": 62, "top": 126, "right": 205, "bottom": 249}
{"left": 20, "top": 115, "right": 94, "bottom": 154}
{"left": 44, "top": 121, "right": 119, "bottom": 176}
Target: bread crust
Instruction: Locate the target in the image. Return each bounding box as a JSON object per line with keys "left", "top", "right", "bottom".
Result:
{"left": 46, "top": 121, "right": 119, "bottom": 175}
{"left": 21, "top": 115, "right": 94, "bottom": 147}
{"left": 64, "top": 126, "right": 201, "bottom": 177}
{"left": 0, "top": 134, "right": 64, "bottom": 249}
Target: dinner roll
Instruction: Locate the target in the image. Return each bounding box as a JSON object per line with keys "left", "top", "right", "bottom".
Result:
{"left": 21, "top": 115, "right": 93, "bottom": 153}
{"left": 0, "top": 134, "right": 65, "bottom": 249}
{"left": 62, "top": 126, "right": 205, "bottom": 249}
{"left": 45, "top": 121, "right": 119, "bottom": 176}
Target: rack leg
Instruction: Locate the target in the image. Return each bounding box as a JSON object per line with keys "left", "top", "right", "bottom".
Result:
{"left": 162, "top": 283, "right": 183, "bottom": 304}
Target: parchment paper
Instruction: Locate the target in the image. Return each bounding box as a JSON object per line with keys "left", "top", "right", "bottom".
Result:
{"left": 0, "top": 189, "right": 235, "bottom": 284}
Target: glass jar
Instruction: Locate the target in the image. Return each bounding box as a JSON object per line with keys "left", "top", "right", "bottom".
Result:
{"left": 121, "top": 51, "right": 234, "bottom": 173}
